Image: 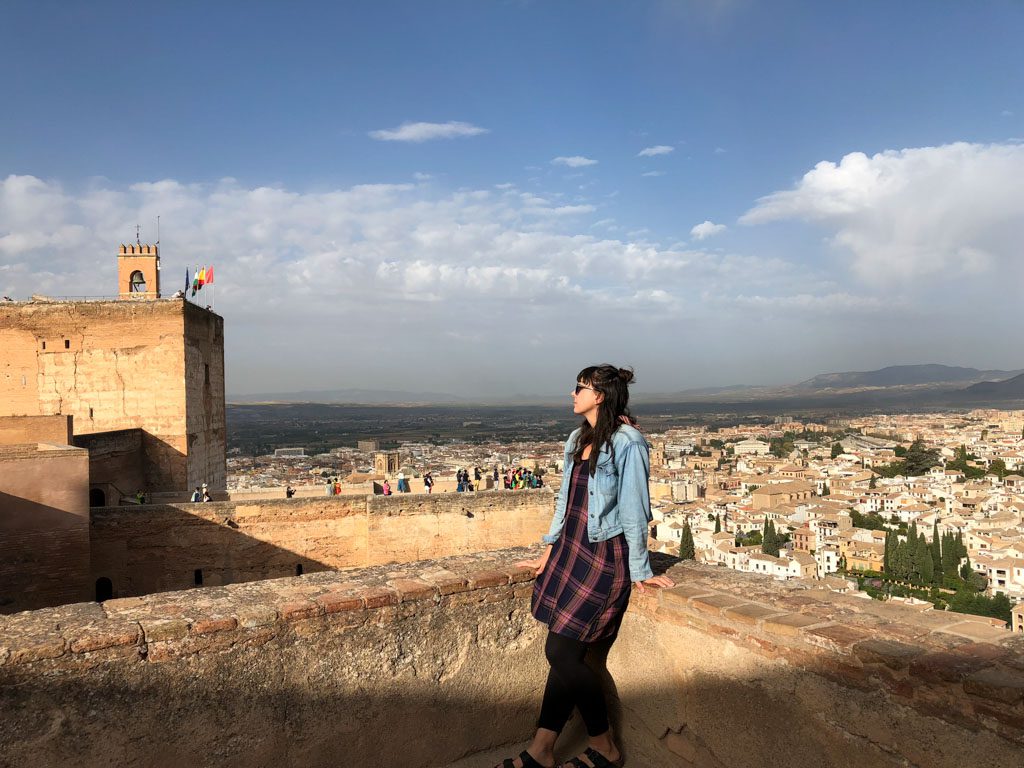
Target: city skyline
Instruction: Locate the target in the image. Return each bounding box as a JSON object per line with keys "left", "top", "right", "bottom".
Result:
{"left": 2, "top": 1, "right": 1023, "bottom": 396}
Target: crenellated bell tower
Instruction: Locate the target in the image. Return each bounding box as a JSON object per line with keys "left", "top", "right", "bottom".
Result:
{"left": 117, "top": 243, "right": 161, "bottom": 299}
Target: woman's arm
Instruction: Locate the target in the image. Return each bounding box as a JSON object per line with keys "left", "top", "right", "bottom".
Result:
{"left": 616, "top": 440, "right": 655, "bottom": 583}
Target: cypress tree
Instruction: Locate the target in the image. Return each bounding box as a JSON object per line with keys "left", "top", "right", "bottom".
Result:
{"left": 930, "top": 521, "right": 942, "bottom": 583}
{"left": 917, "top": 533, "right": 933, "bottom": 585}
{"left": 762, "top": 520, "right": 780, "bottom": 557}
{"left": 679, "top": 522, "right": 696, "bottom": 560}
{"left": 714, "top": 514, "right": 721, "bottom": 534}
{"left": 883, "top": 530, "right": 893, "bottom": 574}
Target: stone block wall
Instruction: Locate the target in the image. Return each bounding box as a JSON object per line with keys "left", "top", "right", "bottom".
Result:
{"left": 0, "top": 300, "right": 225, "bottom": 493}
{"left": 0, "top": 444, "right": 91, "bottom": 613}
{"left": 89, "top": 489, "right": 554, "bottom": 601}
{"left": 0, "top": 414, "right": 72, "bottom": 446}
{"left": 1, "top": 552, "right": 1023, "bottom": 767}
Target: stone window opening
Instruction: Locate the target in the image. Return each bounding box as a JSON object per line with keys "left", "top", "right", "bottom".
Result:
{"left": 64, "top": 339, "right": 70, "bottom": 349}
{"left": 41, "top": 340, "right": 46, "bottom": 350}
{"left": 194, "top": 569, "right": 203, "bottom": 586}
{"left": 204, "top": 363, "right": 210, "bottom": 386}
{"left": 89, "top": 488, "right": 106, "bottom": 507}
{"left": 128, "top": 270, "right": 147, "bottom": 293}
{"left": 95, "top": 577, "right": 113, "bottom": 602}
{"left": 89, "top": 407, "right": 94, "bottom": 419}
{"left": 296, "top": 564, "right": 303, "bottom": 576}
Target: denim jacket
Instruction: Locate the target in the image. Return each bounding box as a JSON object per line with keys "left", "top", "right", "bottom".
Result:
{"left": 543, "top": 424, "right": 654, "bottom": 583}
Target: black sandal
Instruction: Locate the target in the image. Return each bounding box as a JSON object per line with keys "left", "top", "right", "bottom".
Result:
{"left": 500, "top": 750, "right": 550, "bottom": 768}
{"left": 560, "top": 747, "right": 623, "bottom": 768}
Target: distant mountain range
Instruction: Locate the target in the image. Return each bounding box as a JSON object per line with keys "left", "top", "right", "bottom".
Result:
{"left": 793, "top": 364, "right": 1024, "bottom": 391}
{"left": 229, "top": 364, "right": 1024, "bottom": 406}
{"left": 960, "top": 372, "right": 1024, "bottom": 399}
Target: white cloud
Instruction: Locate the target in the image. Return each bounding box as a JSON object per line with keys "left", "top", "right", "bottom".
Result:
{"left": 551, "top": 156, "right": 598, "bottom": 168}
{"left": 368, "top": 121, "right": 488, "bottom": 142}
{"left": 690, "top": 220, "right": 727, "bottom": 239}
{"left": 637, "top": 145, "right": 674, "bottom": 157}
{"left": 413, "top": 172, "right": 433, "bottom": 181}
{"left": 740, "top": 141, "right": 1024, "bottom": 281}
{"left": 641, "top": 171, "right": 666, "bottom": 177}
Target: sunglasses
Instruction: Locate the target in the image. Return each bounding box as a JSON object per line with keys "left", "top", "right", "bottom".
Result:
{"left": 574, "top": 383, "right": 597, "bottom": 395}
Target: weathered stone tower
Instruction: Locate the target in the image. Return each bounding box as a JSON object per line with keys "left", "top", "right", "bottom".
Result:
{"left": 117, "top": 243, "right": 161, "bottom": 299}
{"left": 0, "top": 245, "right": 226, "bottom": 497}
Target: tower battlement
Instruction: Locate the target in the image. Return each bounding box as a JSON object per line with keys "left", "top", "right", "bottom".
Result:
{"left": 118, "top": 243, "right": 159, "bottom": 256}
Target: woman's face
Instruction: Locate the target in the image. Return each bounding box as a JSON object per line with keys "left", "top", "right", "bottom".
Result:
{"left": 572, "top": 379, "right": 603, "bottom": 417}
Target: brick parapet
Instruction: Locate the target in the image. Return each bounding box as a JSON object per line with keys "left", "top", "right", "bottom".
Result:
{"left": 637, "top": 560, "right": 1024, "bottom": 744}
{"left": 2, "top": 550, "right": 1023, "bottom": 746}
{"left": 0, "top": 547, "right": 538, "bottom": 680}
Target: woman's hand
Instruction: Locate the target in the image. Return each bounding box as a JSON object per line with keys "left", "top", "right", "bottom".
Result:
{"left": 634, "top": 574, "right": 675, "bottom": 593}
{"left": 515, "top": 545, "right": 553, "bottom": 577}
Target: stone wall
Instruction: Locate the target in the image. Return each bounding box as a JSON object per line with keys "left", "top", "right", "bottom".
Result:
{"left": 0, "top": 300, "right": 225, "bottom": 492}
{"left": 0, "top": 414, "right": 72, "bottom": 446}
{"left": 183, "top": 301, "right": 226, "bottom": 491}
{"left": 0, "top": 443, "right": 91, "bottom": 613}
{"left": 1, "top": 552, "right": 1022, "bottom": 768}
{"left": 73, "top": 428, "right": 146, "bottom": 506}
{"left": 90, "top": 489, "right": 554, "bottom": 600}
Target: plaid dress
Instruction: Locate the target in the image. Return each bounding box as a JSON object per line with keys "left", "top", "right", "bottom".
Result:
{"left": 531, "top": 458, "right": 631, "bottom": 642}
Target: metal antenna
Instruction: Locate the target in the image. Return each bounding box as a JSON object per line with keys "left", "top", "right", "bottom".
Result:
{"left": 156, "top": 215, "right": 160, "bottom": 245}
{"left": 136, "top": 224, "right": 141, "bottom": 245}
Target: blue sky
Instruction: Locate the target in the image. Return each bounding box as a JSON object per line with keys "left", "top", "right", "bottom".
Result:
{"left": 2, "top": 1, "right": 1023, "bottom": 397}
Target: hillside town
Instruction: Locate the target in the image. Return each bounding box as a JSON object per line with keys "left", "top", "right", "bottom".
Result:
{"left": 643, "top": 409, "right": 1024, "bottom": 617}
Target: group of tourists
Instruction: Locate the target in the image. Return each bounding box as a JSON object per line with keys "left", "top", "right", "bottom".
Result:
{"left": 502, "top": 466, "right": 543, "bottom": 490}
{"left": 189, "top": 483, "right": 212, "bottom": 503}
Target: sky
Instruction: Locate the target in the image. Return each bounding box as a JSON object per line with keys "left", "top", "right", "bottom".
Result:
{"left": 1, "top": 1, "right": 1023, "bottom": 398}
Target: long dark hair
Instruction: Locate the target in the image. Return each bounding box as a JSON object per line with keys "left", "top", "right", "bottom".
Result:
{"left": 572, "top": 364, "right": 636, "bottom": 476}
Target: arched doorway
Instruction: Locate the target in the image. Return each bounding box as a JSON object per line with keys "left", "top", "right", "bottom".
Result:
{"left": 89, "top": 488, "right": 106, "bottom": 507}
{"left": 95, "top": 577, "right": 113, "bottom": 602}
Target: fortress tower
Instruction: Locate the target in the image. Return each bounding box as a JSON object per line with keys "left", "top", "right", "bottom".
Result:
{"left": 117, "top": 243, "right": 161, "bottom": 299}
{"left": 0, "top": 245, "right": 226, "bottom": 498}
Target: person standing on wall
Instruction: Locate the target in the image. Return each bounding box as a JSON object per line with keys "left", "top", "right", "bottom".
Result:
{"left": 424, "top": 472, "right": 434, "bottom": 494}
{"left": 498, "top": 364, "right": 673, "bottom": 768}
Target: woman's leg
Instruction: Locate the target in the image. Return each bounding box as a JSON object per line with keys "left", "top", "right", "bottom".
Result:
{"left": 543, "top": 632, "right": 618, "bottom": 747}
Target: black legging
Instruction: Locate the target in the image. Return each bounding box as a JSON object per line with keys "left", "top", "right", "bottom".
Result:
{"left": 537, "top": 631, "right": 611, "bottom": 737}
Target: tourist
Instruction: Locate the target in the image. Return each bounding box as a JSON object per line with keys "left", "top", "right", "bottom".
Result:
{"left": 397, "top": 472, "right": 408, "bottom": 493}
{"left": 500, "top": 364, "right": 673, "bottom": 768}
{"left": 201, "top": 483, "right": 212, "bottom": 502}
{"left": 190, "top": 486, "right": 202, "bottom": 503}
{"left": 135, "top": 489, "right": 146, "bottom": 505}
{"left": 424, "top": 472, "right": 434, "bottom": 493}
{"left": 333, "top": 479, "right": 341, "bottom": 496}
{"left": 325, "top": 479, "right": 333, "bottom": 496}
{"left": 286, "top": 485, "right": 295, "bottom": 499}
{"left": 382, "top": 479, "right": 391, "bottom": 496}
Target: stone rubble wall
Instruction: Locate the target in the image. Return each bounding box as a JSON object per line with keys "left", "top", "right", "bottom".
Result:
{"left": 1, "top": 552, "right": 1023, "bottom": 767}
{"left": 89, "top": 489, "right": 555, "bottom": 600}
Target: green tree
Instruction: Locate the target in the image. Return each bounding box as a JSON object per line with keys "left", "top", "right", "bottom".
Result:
{"left": 903, "top": 439, "right": 940, "bottom": 476}
{"left": 917, "top": 533, "right": 934, "bottom": 585}
{"left": 831, "top": 442, "right": 843, "bottom": 459}
{"left": 762, "top": 520, "right": 781, "bottom": 557}
{"left": 869, "top": 474, "right": 877, "bottom": 489}
{"left": 714, "top": 514, "right": 721, "bottom": 534}
{"left": 930, "top": 521, "right": 942, "bottom": 584}
{"left": 679, "top": 522, "right": 696, "bottom": 560}
{"left": 989, "top": 458, "right": 1007, "bottom": 478}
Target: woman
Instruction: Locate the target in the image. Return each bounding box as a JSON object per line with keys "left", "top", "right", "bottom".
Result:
{"left": 498, "top": 365, "right": 674, "bottom": 768}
